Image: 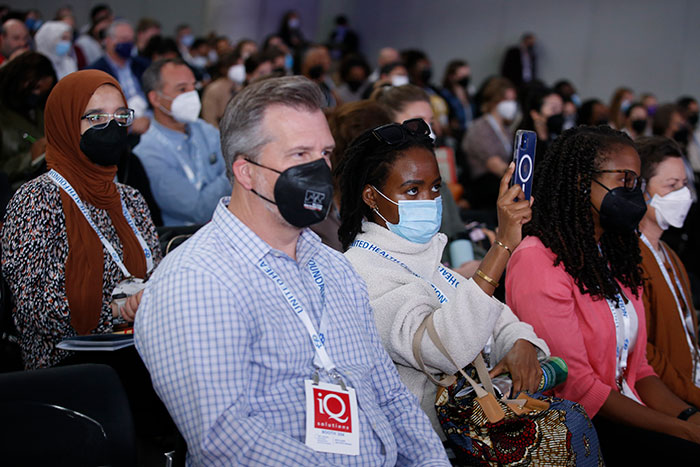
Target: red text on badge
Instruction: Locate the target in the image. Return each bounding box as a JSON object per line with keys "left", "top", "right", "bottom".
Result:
{"left": 313, "top": 387, "right": 352, "bottom": 432}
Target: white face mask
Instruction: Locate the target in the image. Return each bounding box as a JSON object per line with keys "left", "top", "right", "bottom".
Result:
{"left": 391, "top": 74, "right": 409, "bottom": 87}
{"left": 160, "top": 90, "right": 201, "bottom": 123}
{"left": 190, "top": 56, "right": 208, "bottom": 69}
{"left": 127, "top": 95, "right": 148, "bottom": 118}
{"left": 497, "top": 99, "right": 518, "bottom": 121}
{"left": 649, "top": 186, "right": 692, "bottom": 230}
{"left": 228, "top": 63, "right": 246, "bottom": 84}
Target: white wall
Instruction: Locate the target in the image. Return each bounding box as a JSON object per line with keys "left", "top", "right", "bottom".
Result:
{"left": 3, "top": 0, "right": 205, "bottom": 37}
{"left": 5, "top": 0, "right": 699, "bottom": 102}
{"left": 324, "top": 0, "right": 700, "bottom": 103}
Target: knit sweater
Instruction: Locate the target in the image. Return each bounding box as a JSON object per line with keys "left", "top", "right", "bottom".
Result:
{"left": 344, "top": 222, "right": 548, "bottom": 435}
{"left": 640, "top": 238, "right": 700, "bottom": 407}
{"left": 506, "top": 236, "right": 657, "bottom": 418}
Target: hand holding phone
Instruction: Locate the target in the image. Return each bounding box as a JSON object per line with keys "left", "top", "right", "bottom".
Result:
{"left": 510, "top": 130, "right": 537, "bottom": 200}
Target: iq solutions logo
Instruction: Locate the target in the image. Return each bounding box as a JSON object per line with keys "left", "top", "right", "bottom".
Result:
{"left": 312, "top": 387, "right": 352, "bottom": 432}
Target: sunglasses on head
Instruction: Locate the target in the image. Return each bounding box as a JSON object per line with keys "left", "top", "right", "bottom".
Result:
{"left": 371, "top": 118, "right": 431, "bottom": 145}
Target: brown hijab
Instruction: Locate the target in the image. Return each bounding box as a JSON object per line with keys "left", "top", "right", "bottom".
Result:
{"left": 45, "top": 70, "right": 146, "bottom": 335}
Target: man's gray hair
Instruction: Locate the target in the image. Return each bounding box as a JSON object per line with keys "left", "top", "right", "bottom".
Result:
{"left": 220, "top": 75, "right": 324, "bottom": 183}
{"left": 141, "top": 58, "right": 188, "bottom": 98}
{"left": 106, "top": 19, "right": 131, "bottom": 39}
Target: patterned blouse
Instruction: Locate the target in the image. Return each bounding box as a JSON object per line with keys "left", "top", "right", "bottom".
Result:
{"left": 1, "top": 173, "right": 162, "bottom": 369}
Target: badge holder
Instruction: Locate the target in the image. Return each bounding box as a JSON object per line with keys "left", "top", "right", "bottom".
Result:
{"left": 305, "top": 370, "right": 359, "bottom": 456}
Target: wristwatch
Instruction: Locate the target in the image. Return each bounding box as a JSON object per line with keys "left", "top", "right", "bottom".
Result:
{"left": 678, "top": 406, "right": 699, "bottom": 421}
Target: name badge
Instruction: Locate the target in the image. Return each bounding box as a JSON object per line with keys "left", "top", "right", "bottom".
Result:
{"left": 304, "top": 380, "right": 359, "bottom": 455}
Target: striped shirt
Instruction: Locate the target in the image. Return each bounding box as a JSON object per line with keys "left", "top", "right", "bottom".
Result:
{"left": 135, "top": 198, "right": 448, "bottom": 466}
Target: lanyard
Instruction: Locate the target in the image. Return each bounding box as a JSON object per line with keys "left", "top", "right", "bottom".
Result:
{"left": 640, "top": 233, "right": 699, "bottom": 377}
{"left": 349, "top": 239, "right": 458, "bottom": 304}
{"left": 257, "top": 257, "right": 338, "bottom": 378}
{"left": 48, "top": 170, "right": 154, "bottom": 277}
{"left": 151, "top": 123, "right": 204, "bottom": 190}
{"left": 605, "top": 292, "right": 633, "bottom": 390}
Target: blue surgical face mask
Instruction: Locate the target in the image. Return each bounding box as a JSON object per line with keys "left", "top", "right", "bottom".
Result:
{"left": 55, "top": 40, "right": 71, "bottom": 57}
{"left": 371, "top": 186, "right": 442, "bottom": 244}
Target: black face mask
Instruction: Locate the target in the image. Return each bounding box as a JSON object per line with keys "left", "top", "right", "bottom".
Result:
{"left": 246, "top": 157, "right": 334, "bottom": 228}
{"left": 24, "top": 92, "right": 41, "bottom": 109}
{"left": 20, "top": 87, "right": 48, "bottom": 112}
{"left": 674, "top": 127, "right": 689, "bottom": 145}
{"left": 79, "top": 119, "right": 128, "bottom": 166}
{"left": 592, "top": 179, "right": 647, "bottom": 232}
{"left": 346, "top": 79, "right": 363, "bottom": 92}
{"left": 595, "top": 118, "right": 609, "bottom": 126}
{"left": 457, "top": 76, "right": 470, "bottom": 89}
{"left": 420, "top": 68, "right": 432, "bottom": 84}
{"left": 308, "top": 65, "right": 324, "bottom": 80}
{"left": 688, "top": 113, "right": 699, "bottom": 128}
{"left": 630, "top": 119, "right": 647, "bottom": 134}
{"left": 546, "top": 113, "right": 564, "bottom": 136}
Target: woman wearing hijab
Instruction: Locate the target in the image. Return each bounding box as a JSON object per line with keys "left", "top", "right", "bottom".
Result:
{"left": 34, "top": 20, "right": 78, "bottom": 80}
{"left": 1, "top": 70, "right": 161, "bottom": 370}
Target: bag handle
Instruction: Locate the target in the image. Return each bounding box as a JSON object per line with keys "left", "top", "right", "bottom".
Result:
{"left": 412, "top": 313, "right": 498, "bottom": 400}
{"left": 412, "top": 313, "right": 509, "bottom": 421}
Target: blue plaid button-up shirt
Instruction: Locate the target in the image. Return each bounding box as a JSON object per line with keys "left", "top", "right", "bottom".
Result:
{"left": 135, "top": 198, "right": 448, "bottom": 466}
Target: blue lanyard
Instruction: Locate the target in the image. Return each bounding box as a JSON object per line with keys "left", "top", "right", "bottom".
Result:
{"left": 48, "top": 169, "right": 154, "bottom": 277}
{"left": 349, "top": 239, "right": 458, "bottom": 304}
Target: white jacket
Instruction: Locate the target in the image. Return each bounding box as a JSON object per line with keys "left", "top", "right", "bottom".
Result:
{"left": 344, "top": 221, "right": 549, "bottom": 435}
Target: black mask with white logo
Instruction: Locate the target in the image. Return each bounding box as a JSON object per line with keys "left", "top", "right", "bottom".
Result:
{"left": 592, "top": 179, "right": 647, "bottom": 232}
{"left": 79, "top": 119, "right": 128, "bottom": 166}
{"left": 246, "top": 157, "right": 334, "bottom": 227}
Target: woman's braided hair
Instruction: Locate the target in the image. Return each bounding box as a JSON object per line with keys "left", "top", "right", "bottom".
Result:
{"left": 525, "top": 125, "right": 644, "bottom": 300}
{"left": 335, "top": 125, "right": 434, "bottom": 251}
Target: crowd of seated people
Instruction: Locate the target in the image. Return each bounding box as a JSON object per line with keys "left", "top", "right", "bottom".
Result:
{"left": 3, "top": 4, "right": 700, "bottom": 466}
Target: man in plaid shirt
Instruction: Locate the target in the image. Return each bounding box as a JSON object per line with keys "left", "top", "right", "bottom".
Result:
{"left": 135, "top": 76, "right": 448, "bottom": 466}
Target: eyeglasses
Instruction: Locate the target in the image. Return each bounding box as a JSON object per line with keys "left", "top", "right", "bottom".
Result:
{"left": 593, "top": 169, "right": 641, "bottom": 191}
{"left": 371, "top": 118, "right": 431, "bottom": 145}
{"left": 80, "top": 107, "right": 135, "bottom": 129}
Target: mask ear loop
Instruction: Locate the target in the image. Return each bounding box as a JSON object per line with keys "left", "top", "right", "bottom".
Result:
{"left": 369, "top": 185, "right": 398, "bottom": 225}
{"left": 372, "top": 205, "right": 392, "bottom": 225}
{"left": 245, "top": 158, "right": 282, "bottom": 206}
{"left": 370, "top": 185, "right": 399, "bottom": 205}
{"left": 156, "top": 91, "right": 175, "bottom": 118}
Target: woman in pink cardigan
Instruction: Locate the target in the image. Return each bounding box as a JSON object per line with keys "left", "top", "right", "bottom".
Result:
{"left": 506, "top": 125, "right": 700, "bottom": 465}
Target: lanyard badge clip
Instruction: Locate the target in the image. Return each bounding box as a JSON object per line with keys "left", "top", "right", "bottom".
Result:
{"left": 330, "top": 369, "right": 348, "bottom": 391}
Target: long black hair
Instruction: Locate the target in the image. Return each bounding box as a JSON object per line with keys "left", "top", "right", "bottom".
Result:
{"left": 525, "top": 125, "right": 644, "bottom": 300}
{"left": 0, "top": 51, "right": 56, "bottom": 119}
{"left": 335, "top": 125, "right": 434, "bottom": 251}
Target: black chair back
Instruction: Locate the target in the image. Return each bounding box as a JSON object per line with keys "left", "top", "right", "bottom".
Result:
{"left": 0, "top": 364, "right": 136, "bottom": 466}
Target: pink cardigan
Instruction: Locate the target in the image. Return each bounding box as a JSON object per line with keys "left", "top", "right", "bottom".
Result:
{"left": 505, "top": 236, "right": 657, "bottom": 418}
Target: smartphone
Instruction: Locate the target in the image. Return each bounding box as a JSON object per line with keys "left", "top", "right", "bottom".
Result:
{"left": 510, "top": 130, "right": 537, "bottom": 200}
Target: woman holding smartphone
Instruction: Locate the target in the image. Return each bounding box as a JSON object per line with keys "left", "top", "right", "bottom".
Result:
{"left": 336, "top": 119, "right": 603, "bottom": 465}
{"left": 506, "top": 125, "right": 700, "bottom": 464}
